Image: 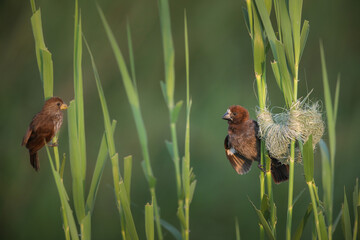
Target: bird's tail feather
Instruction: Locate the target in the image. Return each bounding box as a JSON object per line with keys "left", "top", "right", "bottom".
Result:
{"left": 270, "top": 158, "right": 289, "bottom": 184}
{"left": 30, "top": 151, "right": 40, "bottom": 171}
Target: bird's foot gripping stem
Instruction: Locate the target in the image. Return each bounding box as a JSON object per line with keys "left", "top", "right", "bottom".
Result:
{"left": 257, "top": 163, "right": 266, "bottom": 173}
{"left": 48, "top": 140, "right": 58, "bottom": 147}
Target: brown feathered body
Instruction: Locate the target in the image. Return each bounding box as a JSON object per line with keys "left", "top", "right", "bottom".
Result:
{"left": 223, "top": 105, "right": 289, "bottom": 184}
{"left": 22, "top": 97, "right": 67, "bottom": 171}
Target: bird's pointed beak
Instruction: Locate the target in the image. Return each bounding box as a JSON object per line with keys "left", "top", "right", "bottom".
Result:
{"left": 222, "top": 109, "right": 232, "bottom": 121}
{"left": 60, "top": 103, "right": 68, "bottom": 110}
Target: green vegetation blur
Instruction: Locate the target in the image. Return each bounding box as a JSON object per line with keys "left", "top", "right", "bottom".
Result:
{"left": 1, "top": 0, "right": 359, "bottom": 239}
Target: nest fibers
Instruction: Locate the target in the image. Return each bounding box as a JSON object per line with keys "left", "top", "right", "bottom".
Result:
{"left": 256, "top": 101, "right": 325, "bottom": 164}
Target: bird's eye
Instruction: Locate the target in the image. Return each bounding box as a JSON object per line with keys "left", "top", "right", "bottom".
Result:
{"left": 233, "top": 112, "right": 237, "bottom": 116}
{"left": 57, "top": 102, "right": 61, "bottom": 107}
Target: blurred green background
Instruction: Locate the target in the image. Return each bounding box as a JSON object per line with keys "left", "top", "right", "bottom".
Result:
{"left": 1, "top": 0, "right": 359, "bottom": 239}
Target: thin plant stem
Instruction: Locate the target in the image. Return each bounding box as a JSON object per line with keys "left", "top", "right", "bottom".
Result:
{"left": 308, "top": 182, "right": 322, "bottom": 240}
{"left": 286, "top": 141, "right": 296, "bottom": 240}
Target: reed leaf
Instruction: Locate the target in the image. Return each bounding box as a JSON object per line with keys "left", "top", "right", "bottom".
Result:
{"left": 145, "top": 202, "right": 154, "bottom": 240}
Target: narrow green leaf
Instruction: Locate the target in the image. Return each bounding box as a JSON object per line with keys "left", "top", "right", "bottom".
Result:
{"left": 124, "top": 155, "right": 133, "bottom": 202}
{"left": 160, "top": 81, "right": 168, "bottom": 103}
{"left": 235, "top": 217, "right": 241, "bottom": 240}
{"left": 278, "top": 0, "right": 295, "bottom": 76}
{"left": 342, "top": 188, "right": 353, "bottom": 240}
{"left": 141, "top": 161, "right": 157, "bottom": 189}
{"left": 171, "top": 100, "right": 183, "bottom": 123}
{"left": 271, "top": 61, "right": 282, "bottom": 90}
{"left": 254, "top": 0, "right": 278, "bottom": 59}
{"left": 189, "top": 180, "right": 197, "bottom": 204}
{"left": 245, "top": 0, "right": 253, "bottom": 38}
{"left": 86, "top": 120, "right": 116, "bottom": 213}
{"left": 45, "top": 146, "right": 79, "bottom": 240}
{"left": 353, "top": 179, "right": 359, "bottom": 240}
{"left": 275, "top": 40, "right": 293, "bottom": 106}
{"left": 242, "top": 7, "right": 251, "bottom": 37}
{"left": 145, "top": 203, "right": 154, "bottom": 240}
{"left": 293, "top": 188, "right": 306, "bottom": 207}
{"left": 292, "top": 203, "right": 312, "bottom": 240}
{"left": 73, "top": 5, "right": 86, "bottom": 182}
{"left": 265, "top": 0, "right": 272, "bottom": 14}
{"left": 165, "top": 140, "right": 174, "bottom": 160}
{"left": 176, "top": 205, "right": 186, "bottom": 229}
{"left": 126, "top": 21, "right": 137, "bottom": 91}
{"left": 334, "top": 75, "right": 341, "bottom": 125}
{"left": 67, "top": 101, "right": 86, "bottom": 223}
{"left": 318, "top": 211, "right": 329, "bottom": 240}
{"left": 299, "top": 20, "right": 309, "bottom": 62}
{"left": 320, "top": 41, "right": 336, "bottom": 160}
{"left": 30, "top": 9, "right": 54, "bottom": 100}
{"left": 60, "top": 153, "right": 66, "bottom": 180}
{"left": 289, "top": 0, "right": 303, "bottom": 63}
{"left": 260, "top": 194, "right": 271, "bottom": 221}
{"left": 83, "top": 36, "right": 116, "bottom": 157}
{"left": 250, "top": 199, "right": 275, "bottom": 240}
{"left": 40, "top": 49, "right": 53, "bottom": 99}
{"left": 119, "top": 181, "right": 139, "bottom": 240}
{"left": 97, "top": 6, "right": 139, "bottom": 108}
{"left": 80, "top": 213, "right": 91, "bottom": 240}
{"left": 302, "top": 135, "right": 314, "bottom": 182}
{"left": 253, "top": 6, "right": 265, "bottom": 76}
{"left": 160, "top": 219, "right": 182, "bottom": 240}
{"left": 158, "top": 0, "right": 175, "bottom": 108}
{"left": 333, "top": 208, "right": 343, "bottom": 234}
{"left": 319, "top": 139, "right": 332, "bottom": 225}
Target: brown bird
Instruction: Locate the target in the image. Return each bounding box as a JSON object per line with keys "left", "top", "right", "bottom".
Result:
{"left": 22, "top": 97, "right": 68, "bottom": 171}
{"left": 222, "top": 105, "right": 289, "bottom": 184}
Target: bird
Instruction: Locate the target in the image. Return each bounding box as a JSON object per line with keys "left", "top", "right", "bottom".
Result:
{"left": 222, "top": 105, "right": 289, "bottom": 184}
{"left": 22, "top": 97, "right": 68, "bottom": 171}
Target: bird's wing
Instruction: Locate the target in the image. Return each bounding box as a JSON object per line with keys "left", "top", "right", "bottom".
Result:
{"left": 224, "top": 135, "right": 253, "bottom": 175}
{"left": 26, "top": 115, "right": 55, "bottom": 154}
{"left": 22, "top": 127, "right": 32, "bottom": 146}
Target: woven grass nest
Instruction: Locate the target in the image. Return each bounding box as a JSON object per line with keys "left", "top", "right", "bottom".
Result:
{"left": 256, "top": 100, "right": 325, "bottom": 164}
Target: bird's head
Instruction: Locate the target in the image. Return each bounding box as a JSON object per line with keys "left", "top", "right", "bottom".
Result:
{"left": 222, "top": 105, "right": 249, "bottom": 124}
{"left": 42, "top": 97, "right": 68, "bottom": 113}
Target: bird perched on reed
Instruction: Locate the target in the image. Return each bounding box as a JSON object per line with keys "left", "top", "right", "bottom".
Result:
{"left": 22, "top": 97, "right": 68, "bottom": 171}
{"left": 222, "top": 105, "right": 289, "bottom": 183}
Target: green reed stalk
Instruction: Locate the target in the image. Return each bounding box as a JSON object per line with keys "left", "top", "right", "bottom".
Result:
{"left": 244, "top": 0, "right": 275, "bottom": 237}
{"left": 97, "top": 6, "right": 161, "bottom": 239}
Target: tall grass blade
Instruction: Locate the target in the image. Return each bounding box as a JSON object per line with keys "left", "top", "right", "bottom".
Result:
{"left": 145, "top": 202, "right": 154, "bottom": 240}
{"left": 235, "top": 217, "right": 241, "bottom": 240}
{"left": 334, "top": 75, "right": 341, "bottom": 125}
{"left": 254, "top": 0, "right": 277, "bottom": 59}
{"left": 81, "top": 213, "right": 91, "bottom": 240}
{"left": 352, "top": 179, "right": 359, "bottom": 240}
{"left": 289, "top": 0, "right": 303, "bottom": 64}
{"left": 30, "top": 9, "right": 53, "bottom": 100}
{"left": 45, "top": 145, "right": 79, "bottom": 240}
{"left": 158, "top": 0, "right": 175, "bottom": 108}
{"left": 67, "top": 100, "right": 86, "bottom": 223}
{"left": 303, "top": 135, "right": 314, "bottom": 182}
{"left": 86, "top": 120, "right": 117, "bottom": 213}
{"left": 73, "top": 2, "right": 87, "bottom": 181}
{"left": 342, "top": 188, "right": 353, "bottom": 240}
{"left": 160, "top": 219, "right": 182, "bottom": 240}
{"left": 299, "top": 20, "right": 309, "bottom": 62}
{"left": 292, "top": 203, "right": 312, "bottom": 240}
{"left": 119, "top": 181, "right": 139, "bottom": 240}
{"left": 126, "top": 22, "right": 137, "bottom": 90}
{"left": 318, "top": 211, "right": 329, "bottom": 240}
{"left": 250, "top": 199, "right": 275, "bottom": 240}
{"left": 124, "top": 155, "right": 133, "bottom": 202}
{"left": 97, "top": 6, "right": 162, "bottom": 238}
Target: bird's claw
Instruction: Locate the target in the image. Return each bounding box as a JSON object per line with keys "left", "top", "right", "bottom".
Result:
{"left": 48, "top": 141, "right": 58, "bottom": 147}
{"left": 257, "top": 164, "right": 266, "bottom": 173}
